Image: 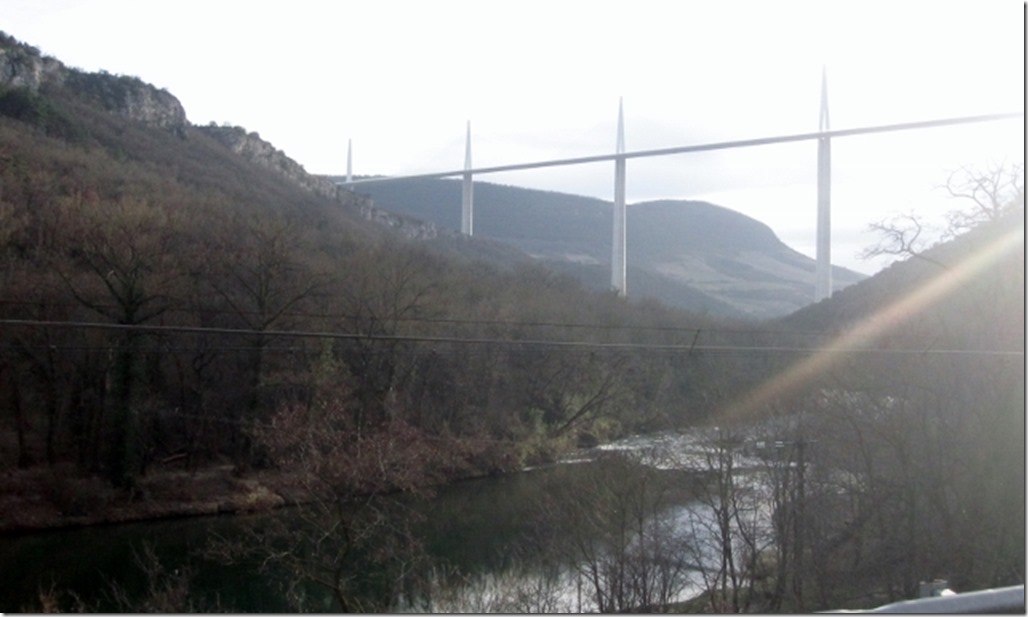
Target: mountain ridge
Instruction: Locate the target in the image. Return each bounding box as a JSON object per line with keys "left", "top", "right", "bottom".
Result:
{"left": 0, "top": 32, "right": 467, "bottom": 247}
{"left": 2, "top": 31, "right": 862, "bottom": 321}
{"left": 334, "top": 177, "right": 865, "bottom": 319}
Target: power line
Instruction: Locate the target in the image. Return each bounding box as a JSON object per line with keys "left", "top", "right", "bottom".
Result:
{"left": 0, "top": 318, "right": 1020, "bottom": 358}
{"left": 0, "top": 298, "right": 831, "bottom": 338}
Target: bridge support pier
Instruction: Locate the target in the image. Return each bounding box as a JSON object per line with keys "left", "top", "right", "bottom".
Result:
{"left": 462, "top": 121, "right": 474, "bottom": 235}
{"left": 815, "top": 67, "right": 832, "bottom": 301}
{"left": 345, "top": 138, "right": 353, "bottom": 187}
{"left": 612, "top": 99, "right": 627, "bottom": 296}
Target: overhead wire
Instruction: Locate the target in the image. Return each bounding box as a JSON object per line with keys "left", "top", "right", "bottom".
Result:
{"left": 0, "top": 298, "right": 832, "bottom": 338}
{"left": 0, "top": 318, "right": 1020, "bottom": 358}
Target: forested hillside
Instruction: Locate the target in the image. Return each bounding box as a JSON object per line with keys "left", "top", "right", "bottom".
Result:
{"left": 0, "top": 32, "right": 752, "bottom": 495}
{"left": 756, "top": 206, "right": 1025, "bottom": 605}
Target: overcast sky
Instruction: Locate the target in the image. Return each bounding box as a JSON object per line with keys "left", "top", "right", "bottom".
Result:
{"left": 2, "top": 0, "right": 1023, "bottom": 274}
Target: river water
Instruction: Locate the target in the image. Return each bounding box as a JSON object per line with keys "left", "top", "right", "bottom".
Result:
{"left": 0, "top": 431, "right": 751, "bottom": 612}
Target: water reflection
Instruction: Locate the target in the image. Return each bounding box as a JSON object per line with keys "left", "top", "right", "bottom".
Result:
{"left": 1, "top": 440, "right": 712, "bottom": 612}
{"left": 408, "top": 455, "right": 705, "bottom": 612}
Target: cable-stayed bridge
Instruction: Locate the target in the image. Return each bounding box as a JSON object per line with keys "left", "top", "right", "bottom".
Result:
{"left": 336, "top": 73, "right": 1022, "bottom": 303}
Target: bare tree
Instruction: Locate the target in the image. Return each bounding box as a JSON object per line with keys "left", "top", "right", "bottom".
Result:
{"left": 684, "top": 427, "right": 775, "bottom": 613}
{"left": 331, "top": 245, "right": 440, "bottom": 434}
{"left": 201, "top": 211, "right": 329, "bottom": 467}
{"left": 943, "top": 162, "right": 1024, "bottom": 234}
{"left": 533, "top": 453, "right": 696, "bottom": 613}
{"left": 54, "top": 194, "right": 189, "bottom": 487}
{"left": 860, "top": 211, "right": 948, "bottom": 268}
{"left": 206, "top": 369, "right": 488, "bottom": 612}
{"left": 862, "top": 163, "right": 1024, "bottom": 268}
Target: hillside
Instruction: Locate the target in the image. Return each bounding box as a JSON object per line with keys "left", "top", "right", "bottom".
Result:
{"left": 0, "top": 30, "right": 748, "bottom": 507}
{"left": 334, "top": 177, "right": 865, "bottom": 319}
{"left": 780, "top": 207, "right": 1024, "bottom": 347}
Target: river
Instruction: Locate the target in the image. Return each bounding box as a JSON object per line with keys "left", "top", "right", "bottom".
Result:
{"left": 0, "top": 431, "right": 750, "bottom": 612}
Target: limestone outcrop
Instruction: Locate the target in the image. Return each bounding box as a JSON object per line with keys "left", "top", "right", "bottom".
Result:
{"left": 1, "top": 32, "right": 187, "bottom": 133}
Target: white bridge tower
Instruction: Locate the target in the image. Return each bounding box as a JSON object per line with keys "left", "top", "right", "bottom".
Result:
{"left": 815, "top": 67, "right": 832, "bottom": 301}
{"left": 462, "top": 121, "right": 473, "bottom": 235}
{"left": 612, "top": 99, "right": 627, "bottom": 296}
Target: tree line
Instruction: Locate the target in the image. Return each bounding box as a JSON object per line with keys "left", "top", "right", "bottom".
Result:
{"left": 0, "top": 88, "right": 754, "bottom": 491}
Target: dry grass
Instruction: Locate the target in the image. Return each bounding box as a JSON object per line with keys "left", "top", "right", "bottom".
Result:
{"left": 0, "top": 462, "right": 289, "bottom": 532}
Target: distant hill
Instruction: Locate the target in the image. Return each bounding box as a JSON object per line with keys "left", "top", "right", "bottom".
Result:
{"left": 779, "top": 208, "right": 1025, "bottom": 349}
{"left": 330, "top": 177, "right": 865, "bottom": 319}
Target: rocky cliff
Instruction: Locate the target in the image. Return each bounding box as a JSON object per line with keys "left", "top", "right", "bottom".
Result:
{"left": 65, "top": 71, "right": 187, "bottom": 133}
{"left": 198, "top": 124, "right": 442, "bottom": 240}
{"left": 0, "top": 31, "right": 443, "bottom": 241}
{"left": 0, "top": 35, "right": 64, "bottom": 91}
{"left": 0, "top": 32, "right": 186, "bottom": 133}
{"left": 199, "top": 125, "right": 344, "bottom": 201}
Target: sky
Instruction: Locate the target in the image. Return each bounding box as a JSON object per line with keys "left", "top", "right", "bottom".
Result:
{"left": 1, "top": 0, "right": 1024, "bottom": 275}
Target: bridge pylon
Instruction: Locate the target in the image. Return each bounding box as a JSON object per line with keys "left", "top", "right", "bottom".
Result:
{"left": 815, "top": 66, "right": 832, "bottom": 301}
{"left": 462, "top": 121, "right": 474, "bottom": 236}
{"left": 612, "top": 98, "right": 627, "bottom": 296}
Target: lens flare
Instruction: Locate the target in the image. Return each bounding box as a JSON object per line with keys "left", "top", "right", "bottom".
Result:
{"left": 718, "top": 220, "right": 1024, "bottom": 424}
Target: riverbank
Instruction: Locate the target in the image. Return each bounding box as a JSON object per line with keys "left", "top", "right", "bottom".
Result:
{"left": 0, "top": 453, "right": 557, "bottom": 534}
{"left": 0, "top": 463, "right": 302, "bottom": 534}
{"left": 0, "top": 435, "right": 600, "bottom": 534}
